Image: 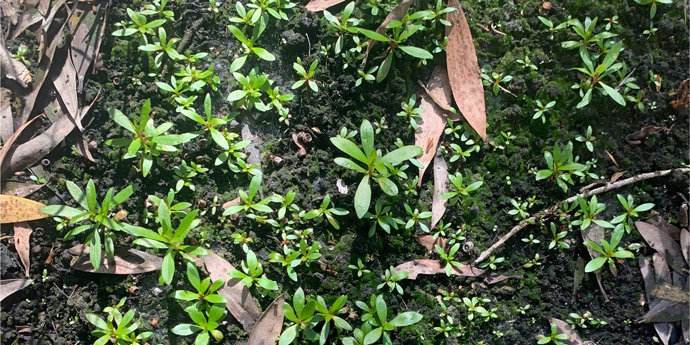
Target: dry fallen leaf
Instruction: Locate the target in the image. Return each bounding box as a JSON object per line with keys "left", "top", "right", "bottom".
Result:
{"left": 203, "top": 251, "right": 262, "bottom": 332}
{"left": 0, "top": 278, "right": 33, "bottom": 301}
{"left": 0, "top": 115, "right": 42, "bottom": 170}
{"left": 680, "top": 229, "right": 689, "bottom": 267}
{"left": 604, "top": 150, "right": 619, "bottom": 167}
{"left": 625, "top": 125, "right": 672, "bottom": 145}
{"left": 361, "top": 0, "right": 412, "bottom": 66}
{"left": 639, "top": 299, "right": 689, "bottom": 323}
{"left": 430, "top": 152, "right": 448, "bottom": 229}
{"left": 636, "top": 221, "right": 686, "bottom": 274}
{"left": 0, "top": 43, "right": 32, "bottom": 88}
{"left": 305, "top": 0, "right": 346, "bottom": 12}
{"left": 653, "top": 283, "right": 690, "bottom": 304}
{"left": 222, "top": 197, "right": 241, "bottom": 210}
{"left": 670, "top": 79, "right": 689, "bottom": 109}
{"left": 52, "top": 57, "right": 82, "bottom": 131}
{"left": 415, "top": 235, "right": 447, "bottom": 253}
{"left": 74, "top": 138, "right": 96, "bottom": 162}
{"left": 446, "top": 0, "right": 486, "bottom": 140}
{"left": 548, "top": 318, "right": 584, "bottom": 345}
{"left": 247, "top": 294, "right": 285, "bottom": 345}
{"left": 648, "top": 215, "right": 682, "bottom": 241}
{"left": 1, "top": 181, "right": 45, "bottom": 198}
{"left": 0, "top": 88, "right": 13, "bottom": 143}
{"left": 68, "top": 244, "right": 162, "bottom": 274}
{"left": 609, "top": 171, "right": 625, "bottom": 183}
{"left": 0, "top": 195, "right": 49, "bottom": 224}
{"left": 394, "top": 259, "right": 485, "bottom": 280}
{"left": 13, "top": 222, "right": 32, "bottom": 277}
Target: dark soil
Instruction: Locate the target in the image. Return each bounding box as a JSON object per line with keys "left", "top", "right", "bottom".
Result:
{"left": 2, "top": 0, "right": 688, "bottom": 344}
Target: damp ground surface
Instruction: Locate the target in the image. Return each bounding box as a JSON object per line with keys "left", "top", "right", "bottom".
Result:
{"left": 1, "top": 0, "right": 689, "bottom": 344}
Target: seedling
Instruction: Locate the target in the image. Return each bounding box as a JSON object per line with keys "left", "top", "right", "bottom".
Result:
{"left": 403, "top": 204, "right": 432, "bottom": 232}
{"left": 231, "top": 231, "right": 254, "bottom": 252}
{"left": 396, "top": 95, "right": 423, "bottom": 131}
{"left": 481, "top": 72, "right": 513, "bottom": 96}
{"left": 181, "top": 94, "right": 232, "bottom": 150}
{"left": 643, "top": 22, "right": 658, "bottom": 38}
{"left": 271, "top": 190, "right": 299, "bottom": 220}
{"left": 479, "top": 256, "right": 504, "bottom": 270}
{"left": 172, "top": 305, "right": 226, "bottom": 345}
{"left": 572, "top": 195, "right": 613, "bottom": 230}
{"left": 441, "top": 172, "right": 483, "bottom": 204}
{"left": 86, "top": 298, "right": 151, "bottom": 345}
{"left": 517, "top": 54, "right": 538, "bottom": 71}
{"left": 584, "top": 226, "right": 634, "bottom": 276}
{"left": 112, "top": 8, "right": 166, "bottom": 37}
{"left": 106, "top": 99, "right": 197, "bottom": 177}
{"left": 354, "top": 294, "right": 423, "bottom": 344}
{"left": 538, "top": 16, "right": 567, "bottom": 33}
{"left": 330, "top": 119, "right": 422, "bottom": 218}
{"left": 292, "top": 58, "right": 319, "bottom": 93}
{"left": 522, "top": 234, "right": 541, "bottom": 245}
{"left": 536, "top": 323, "right": 569, "bottom": 345}
{"left": 323, "top": 2, "right": 360, "bottom": 54}
{"left": 138, "top": 28, "right": 183, "bottom": 61}
{"left": 634, "top": 0, "right": 673, "bottom": 19}
{"left": 229, "top": 249, "right": 279, "bottom": 290}
{"left": 532, "top": 100, "right": 556, "bottom": 123}
{"left": 173, "top": 262, "right": 227, "bottom": 311}
{"left": 11, "top": 44, "right": 30, "bottom": 66}
{"left": 348, "top": 258, "right": 371, "bottom": 277}
{"left": 315, "top": 295, "right": 353, "bottom": 344}
{"left": 366, "top": 201, "right": 403, "bottom": 237}
{"left": 269, "top": 247, "right": 301, "bottom": 281}
{"left": 42, "top": 180, "right": 136, "bottom": 270}
{"left": 280, "top": 288, "right": 318, "bottom": 345}
{"left": 571, "top": 40, "right": 626, "bottom": 108}
{"left": 535, "top": 142, "right": 586, "bottom": 192}
{"left": 226, "top": 68, "right": 270, "bottom": 110}
{"left": 223, "top": 173, "right": 273, "bottom": 216}
{"left": 228, "top": 18, "right": 275, "bottom": 71}
{"left": 462, "top": 297, "right": 488, "bottom": 321}
{"left": 611, "top": 194, "right": 654, "bottom": 233}
{"left": 435, "top": 243, "right": 463, "bottom": 276}
{"left": 173, "top": 160, "right": 208, "bottom": 192}
{"left": 303, "top": 194, "right": 349, "bottom": 229}
{"left": 575, "top": 126, "right": 595, "bottom": 152}
{"left": 377, "top": 266, "right": 408, "bottom": 295}
{"left": 549, "top": 223, "right": 570, "bottom": 250}
{"left": 508, "top": 198, "right": 531, "bottom": 221}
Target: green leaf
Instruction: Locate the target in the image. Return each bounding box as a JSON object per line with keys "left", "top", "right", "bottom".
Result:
{"left": 195, "top": 332, "right": 210, "bottom": 345}
{"left": 599, "top": 82, "right": 626, "bottom": 106}
{"left": 398, "top": 46, "right": 433, "bottom": 59}
{"left": 363, "top": 326, "right": 383, "bottom": 345}
{"left": 228, "top": 25, "right": 251, "bottom": 46}
{"left": 389, "top": 311, "right": 423, "bottom": 327}
{"left": 162, "top": 251, "right": 175, "bottom": 285}
{"left": 577, "top": 88, "right": 592, "bottom": 108}
{"left": 41, "top": 205, "right": 84, "bottom": 218}
{"left": 380, "top": 145, "right": 422, "bottom": 165}
{"left": 330, "top": 137, "right": 367, "bottom": 163}
{"left": 354, "top": 176, "right": 371, "bottom": 219}
{"left": 66, "top": 181, "right": 89, "bottom": 210}
{"left": 377, "top": 177, "right": 398, "bottom": 196}
{"left": 110, "top": 108, "right": 136, "bottom": 134}
{"left": 90, "top": 230, "right": 102, "bottom": 270}
{"left": 279, "top": 325, "right": 297, "bottom": 345}
{"left": 85, "top": 180, "right": 97, "bottom": 212}
{"left": 375, "top": 295, "right": 387, "bottom": 323}
{"left": 358, "top": 28, "right": 389, "bottom": 42}
{"left": 85, "top": 313, "right": 107, "bottom": 329}
{"left": 252, "top": 47, "right": 275, "bottom": 61}
{"left": 585, "top": 257, "right": 607, "bottom": 272}
{"left": 334, "top": 157, "right": 367, "bottom": 173}
{"left": 360, "top": 119, "right": 375, "bottom": 156}
{"left": 151, "top": 133, "right": 197, "bottom": 145}
{"left": 172, "top": 324, "right": 202, "bottom": 336}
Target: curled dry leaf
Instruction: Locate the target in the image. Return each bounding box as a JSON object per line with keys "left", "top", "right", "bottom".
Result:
{"left": 680, "top": 229, "right": 689, "bottom": 267}
{"left": 609, "top": 171, "right": 625, "bottom": 183}
{"left": 292, "top": 132, "right": 312, "bottom": 156}
{"left": 648, "top": 215, "right": 681, "bottom": 241}
{"left": 670, "top": 78, "right": 689, "bottom": 109}
{"left": 0, "top": 43, "right": 32, "bottom": 88}
{"left": 0, "top": 279, "right": 33, "bottom": 302}
{"left": 1, "top": 181, "right": 45, "bottom": 198}
{"left": 0, "top": 195, "right": 49, "bottom": 224}
{"left": 247, "top": 294, "right": 285, "bottom": 345}
{"left": 430, "top": 152, "right": 448, "bottom": 229}
{"left": 548, "top": 318, "right": 584, "bottom": 345}
{"left": 636, "top": 221, "right": 686, "bottom": 274}
{"left": 446, "top": 0, "right": 486, "bottom": 140}
{"left": 68, "top": 244, "right": 162, "bottom": 274}
{"left": 625, "top": 125, "right": 672, "bottom": 145}
{"left": 639, "top": 299, "right": 689, "bottom": 323}
{"left": 13, "top": 222, "right": 32, "bottom": 277}
{"left": 305, "top": 0, "right": 346, "bottom": 12}
{"left": 222, "top": 197, "right": 241, "bottom": 210}
{"left": 74, "top": 138, "right": 96, "bottom": 162}
{"left": 203, "top": 251, "right": 262, "bottom": 332}
{"left": 394, "top": 259, "right": 485, "bottom": 280}
{"left": 604, "top": 150, "right": 619, "bottom": 167}
{"left": 415, "top": 235, "right": 447, "bottom": 253}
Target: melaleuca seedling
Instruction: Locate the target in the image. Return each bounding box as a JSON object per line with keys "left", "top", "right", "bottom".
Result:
{"left": 228, "top": 249, "right": 279, "bottom": 291}
{"left": 303, "top": 194, "right": 349, "bottom": 230}
{"left": 173, "top": 262, "right": 228, "bottom": 311}
{"left": 172, "top": 305, "right": 226, "bottom": 345}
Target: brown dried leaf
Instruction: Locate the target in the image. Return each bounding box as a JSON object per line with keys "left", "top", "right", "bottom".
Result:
{"left": 639, "top": 299, "right": 689, "bottom": 323}
{"left": 415, "top": 235, "right": 447, "bottom": 253}
{"left": 636, "top": 221, "right": 686, "bottom": 274}
{"left": 653, "top": 283, "right": 690, "bottom": 304}
{"left": 361, "top": 0, "right": 412, "bottom": 65}
{"left": 484, "top": 274, "right": 520, "bottom": 285}
{"left": 446, "top": 0, "right": 486, "bottom": 140}
{"left": 604, "top": 150, "right": 619, "bottom": 167}
{"left": 248, "top": 294, "right": 285, "bottom": 345}
{"left": 0, "top": 278, "right": 33, "bottom": 301}
{"left": 609, "top": 171, "right": 625, "bottom": 183}
{"left": 581, "top": 223, "right": 604, "bottom": 259}
{"left": 1, "top": 0, "right": 20, "bottom": 25}
{"left": 305, "top": 0, "right": 346, "bottom": 12}
{"left": 223, "top": 197, "right": 241, "bottom": 210}
{"left": 69, "top": 3, "right": 105, "bottom": 93}
{"left": 0, "top": 195, "right": 48, "bottom": 224}
{"left": 1, "top": 181, "right": 45, "bottom": 197}
{"left": 680, "top": 229, "right": 689, "bottom": 267}
{"left": 670, "top": 79, "right": 689, "bottom": 109}
{"left": 0, "top": 88, "right": 13, "bottom": 143}
{"left": 639, "top": 256, "right": 656, "bottom": 307}
{"left": 0, "top": 112, "right": 41, "bottom": 170}
{"left": 203, "top": 251, "right": 262, "bottom": 332}
{"left": 52, "top": 57, "right": 82, "bottom": 131}
{"left": 430, "top": 152, "right": 448, "bottom": 229}
{"left": 625, "top": 125, "right": 672, "bottom": 145}
{"left": 648, "top": 215, "right": 681, "bottom": 241}
{"left": 0, "top": 42, "right": 32, "bottom": 88}
{"left": 13, "top": 222, "right": 32, "bottom": 277}
{"left": 653, "top": 253, "right": 672, "bottom": 285}
{"left": 11, "top": 8, "right": 43, "bottom": 40}
{"left": 394, "top": 259, "right": 485, "bottom": 280}
{"left": 548, "top": 318, "right": 584, "bottom": 345}
{"left": 68, "top": 244, "right": 162, "bottom": 274}
{"left": 74, "top": 138, "right": 96, "bottom": 162}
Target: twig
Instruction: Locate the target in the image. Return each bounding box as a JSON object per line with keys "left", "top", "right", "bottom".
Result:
{"left": 474, "top": 167, "right": 690, "bottom": 264}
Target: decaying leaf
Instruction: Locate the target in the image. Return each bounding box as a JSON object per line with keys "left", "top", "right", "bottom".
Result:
{"left": 430, "top": 152, "right": 448, "bottom": 229}
{"left": 648, "top": 215, "right": 681, "bottom": 241}
{"left": 639, "top": 299, "right": 689, "bottom": 323}
{"left": 680, "top": 229, "right": 689, "bottom": 267}
{"left": 625, "top": 125, "right": 672, "bottom": 145}
{"left": 609, "top": 171, "right": 625, "bottom": 183}
{"left": 74, "top": 139, "right": 96, "bottom": 162}
{"left": 11, "top": 7, "right": 43, "bottom": 40}
{"left": 653, "top": 253, "right": 672, "bottom": 285}
{"left": 415, "top": 66, "right": 452, "bottom": 186}
{"left": 68, "top": 2, "right": 106, "bottom": 92}
{"left": 604, "top": 150, "right": 619, "bottom": 167}
{"left": 415, "top": 235, "right": 447, "bottom": 253}
{"left": 670, "top": 79, "right": 689, "bottom": 109}
{"left": 1, "top": 88, "right": 13, "bottom": 143}
{"left": 0, "top": 195, "right": 48, "bottom": 224}
{"left": 394, "top": 259, "right": 485, "bottom": 280}
{"left": 247, "top": 294, "right": 285, "bottom": 345}
{"left": 636, "top": 221, "right": 686, "bottom": 274}
{"left": 1, "top": 181, "right": 45, "bottom": 197}
{"left": 571, "top": 256, "right": 585, "bottom": 305}
{"left": 548, "top": 318, "right": 584, "bottom": 345}
{"left": 68, "top": 244, "right": 162, "bottom": 274}
{"left": 0, "top": 42, "right": 32, "bottom": 88}
{"left": 362, "top": 0, "right": 412, "bottom": 66}
{"left": 653, "top": 283, "right": 690, "bottom": 304}
{"left": 446, "top": 0, "right": 486, "bottom": 140}
{"left": 292, "top": 132, "right": 312, "bottom": 156}
{"left": 336, "top": 179, "right": 348, "bottom": 195}
{"left": 223, "top": 197, "right": 241, "bottom": 210}
{"left": 639, "top": 256, "right": 655, "bottom": 307}
{"left": 0, "top": 278, "right": 33, "bottom": 301}
{"left": 0, "top": 115, "right": 41, "bottom": 170}
{"left": 13, "top": 222, "right": 32, "bottom": 277}
{"left": 305, "top": 0, "right": 346, "bottom": 12}
{"left": 203, "top": 251, "right": 262, "bottom": 332}
{"left": 52, "top": 56, "right": 82, "bottom": 131}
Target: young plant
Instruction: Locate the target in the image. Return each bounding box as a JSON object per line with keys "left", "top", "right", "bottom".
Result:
{"left": 323, "top": 2, "right": 360, "bottom": 54}
{"left": 611, "top": 194, "right": 654, "bottom": 233}
{"left": 584, "top": 227, "right": 634, "bottom": 276}
{"left": 571, "top": 40, "right": 626, "bottom": 108}
{"left": 229, "top": 249, "right": 278, "bottom": 291}
{"left": 292, "top": 58, "right": 319, "bottom": 92}
{"left": 271, "top": 190, "right": 299, "bottom": 220}
{"left": 315, "top": 295, "right": 353, "bottom": 344}
{"left": 354, "top": 295, "right": 423, "bottom": 344}
{"left": 42, "top": 180, "right": 135, "bottom": 271}
{"left": 181, "top": 93, "right": 232, "bottom": 150}
{"left": 106, "top": 100, "right": 197, "bottom": 177}
{"left": 172, "top": 305, "right": 226, "bottom": 345}
{"left": 435, "top": 243, "right": 463, "bottom": 276}
{"left": 396, "top": 95, "right": 423, "bottom": 131}
{"left": 122, "top": 200, "right": 207, "bottom": 285}
{"left": 462, "top": 297, "right": 488, "bottom": 321}
{"left": 532, "top": 100, "right": 556, "bottom": 123}
{"left": 112, "top": 8, "right": 166, "bottom": 38}
{"left": 280, "top": 287, "right": 318, "bottom": 345}
{"left": 330, "top": 119, "right": 422, "bottom": 218}
{"left": 538, "top": 16, "right": 567, "bottom": 33}
{"left": 366, "top": 201, "right": 403, "bottom": 237}
{"left": 173, "top": 160, "right": 208, "bottom": 192}
{"left": 574, "top": 126, "right": 595, "bottom": 152}
{"left": 517, "top": 54, "right": 538, "bottom": 71}
{"left": 549, "top": 223, "right": 570, "bottom": 250}
{"left": 377, "top": 266, "right": 408, "bottom": 295}
{"left": 481, "top": 72, "right": 513, "bottom": 96}
{"left": 536, "top": 323, "right": 569, "bottom": 345}
{"left": 634, "top": 0, "right": 673, "bottom": 19}
{"left": 535, "top": 142, "right": 586, "bottom": 192}
{"left": 479, "top": 256, "right": 504, "bottom": 270}
{"left": 173, "top": 262, "right": 227, "bottom": 311}
{"left": 572, "top": 195, "right": 613, "bottom": 230}
{"left": 223, "top": 173, "right": 274, "bottom": 216}
{"left": 441, "top": 172, "right": 483, "bottom": 204}
{"left": 86, "top": 298, "right": 151, "bottom": 345}
{"left": 348, "top": 258, "right": 371, "bottom": 277}
{"left": 226, "top": 68, "right": 270, "bottom": 110}
{"left": 403, "top": 204, "right": 432, "bottom": 232}
{"left": 228, "top": 19, "right": 275, "bottom": 71}
{"left": 303, "top": 194, "right": 349, "bottom": 229}
{"left": 138, "top": 28, "right": 183, "bottom": 61}
{"left": 269, "top": 247, "right": 301, "bottom": 281}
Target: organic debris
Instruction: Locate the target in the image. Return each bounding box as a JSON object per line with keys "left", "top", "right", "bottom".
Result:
{"left": 415, "top": 235, "right": 448, "bottom": 253}
{"left": 247, "top": 294, "right": 284, "bottom": 345}
{"left": 430, "top": 152, "right": 448, "bottom": 229}
{"left": 394, "top": 259, "right": 484, "bottom": 280}
{"left": 68, "top": 244, "right": 162, "bottom": 274}
{"left": 0, "top": 195, "right": 49, "bottom": 224}
{"left": 1, "top": 181, "right": 45, "bottom": 197}
{"left": 305, "top": 0, "right": 346, "bottom": 12}
{"left": 13, "top": 222, "right": 32, "bottom": 277}
{"left": 670, "top": 79, "right": 689, "bottom": 109}
{"left": 636, "top": 221, "right": 686, "bottom": 274}
{"left": 292, "top": 131, "right": 312, "bottom": 156}
{"left": 548, "top": 318, "right": 584, "bottom": 345}
{"left": 0, "top": 278, "right": 33, "bottom": 301}
{"left": 625, "top": 125, "right": 672, "bottom": 145}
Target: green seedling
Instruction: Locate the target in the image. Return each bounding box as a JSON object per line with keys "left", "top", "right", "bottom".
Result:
{"left": 112, "top": 8, "right": 166, "bottom": 37}
{"left": 532, "top": 100, "right": 556, "bottom": 123}
{"left": 575, "top": 126, "right": 595, "bottom": 152}
{"left": 571, "top": 40, "right": 626, "bottom": 108}
{"left": 403, "top": 203, "right": 432, "bottom": 232}
{"left": 584, "top": 226, "right": 634, "bottom": 276}
{"left": 315, "top": 295, "right": 353, "bottom": 344}
{"left": 142, "top": 0, "right": 174, "bottom": 21}
{"left": 522, "top": 234, "right": 540, "bottom": 245}
{"left": 572, "top": 195, "right": 613, "bottom": 230}
{"left": 365, "top": 201, "right": 402, "bottom": 236}
{"left": 230, "top": 2, "right": 262, "bottom": 26}
{"left": 269, "top": 247, "right": 301, "bottom": 281}
{"left": 441, "top": 172, "right": 483, "bottom": 204}
{"left": 549, "top": 223, "right": 570, "bottom": 250}
{"left": 435, "top": 243, "right": 463, "bottom": 276}
{"left": 355, "top": 66, "right": 378, "bottom": 87}
{"left": 138, "top": 28, "right": 182, "bottom": 61}
{"left": 223, "top": 173, "right": 273, "bottom": 216}
{"left": 479, "top": 256, "right": 505, "bottom": 270}
{"left": 434, "top": 316, "right": 456, "bottom": 338}
{"left": 535, "top": 142, "right": 586, "bottom": 192}
{"left": 172, "top": 305, "right": 226, "bottom": 345}
{"left": 173, "top": 262, "right": 227, "bottom": 311}
{"left": 323, "top": 2, "right": 360, "bottom": 54}
{"left": 348, "top": 258, "right": 371, "bottom": 277}
{"left": 227, "top": 68, "right": 270, "bottom": 110}
{"left": 173, "top": 160, "right": 208, "bottom": 192}
{"left": 12, "top": 44, "right": 30, "bottom": 66}
{"left": 643, "top": 22, "right": 658, "bottom": 38}
{"left": 123, "top": 200, "right": 207, "bottom": 285}
{"left": 355, "top": 294, "right": 423, "bottom": 345}
{"left": 214, "top": 133, "right": 254, "bottom": 175}
{"left": 536, "top": 323, "right": 569, "bottom": 345}
{"left": 303, "top": 194, "right": 349, "bottom": 229}
{"left": 228, "top": 18, "right": 275, "bottom": 71}
{"left": 85, "top": 297, "right": 152, "bottom": 345}
{"left": 292, "top": 58, "right": 319, "bottom": 93}
{"left": 517, "top": 54, "right": 538, "bottom": 71}
{"left": 634, "top": 0, "right": 673, "bottom": 19}
{"left": 106, "top": 99, "right": 197, "bottom": 177}
{"left": 377, "top": 266, "right": 408, "bottom": 295}
{"left": 175, "top": 63, "right": 220, "bottom": 92}
{"left": 611, "top": 194, "right": 654, "bottom": 233}
{"left": 330, "top": 119, "right": 422, "bottom": 218}
{"left": 42, "top": 180, "right": 135, "bottom": 271}
{"left": 341, "top": 323, "right": 375, "bottom": 345}
{"left": 396, "top": 95, "right": 423, "bottom": 131}
{"left": 181, "top": 94, "right": 232, "bottom": 150}
{"left": 462, "top": 297, "right": 488, "bottom": 321}
{"left": 561, "top": 17, "right": 617, "bottom": 55}
{"left": 229, "top": 249, "right": 279, "bottom": 290}
{"left": 280, "top": 288, "right": 318, "bottom": 345}
{"left": 481, "top": 72, "right": 513, "bottom": 96}
{"left": 271, "top": 190, "right": 299, "bottom": 220}
{"left": 538, "top": 16, "right": 567, "bottom": 32}
{"left": 508, "top": 198, "right": 531, "bottom": 221}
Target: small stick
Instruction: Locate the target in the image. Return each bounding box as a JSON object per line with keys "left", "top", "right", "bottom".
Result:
{"left": 474, "top": 167, "right": 690, "bottom": 264}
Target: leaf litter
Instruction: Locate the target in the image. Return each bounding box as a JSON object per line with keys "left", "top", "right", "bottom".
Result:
{"left": 68, "top": 244, "right": 162, "bottom": 274}
{"left": 13, "top": 222, "right": 32, "bottom": 277}
{"left": 247, "top": 294, "right": 285, "bottom": 345}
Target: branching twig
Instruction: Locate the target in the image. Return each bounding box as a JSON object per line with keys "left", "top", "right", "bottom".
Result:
{"left": 474, "top": 167, "right": 690, "bottom": 264}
